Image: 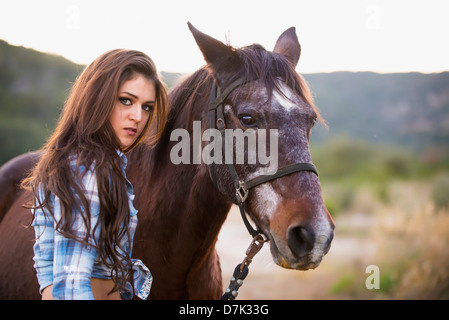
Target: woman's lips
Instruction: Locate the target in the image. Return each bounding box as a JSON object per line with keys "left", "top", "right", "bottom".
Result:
{"left": 124, "top": 127, "right": 137, "bottom": 136}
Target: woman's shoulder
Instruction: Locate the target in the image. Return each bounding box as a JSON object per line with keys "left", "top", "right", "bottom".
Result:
{"left": 67, "top": 149, "right": 128, "bottom": 188}
{"left": 67, "top": 153, "right": 97, "bottom": 183}
{"left": 68, "top": 150, "right": 126, "bottom": 170}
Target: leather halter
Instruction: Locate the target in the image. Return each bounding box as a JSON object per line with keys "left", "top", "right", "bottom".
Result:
{"left": 208, "top": 78, "right": 318, "bottom": 238}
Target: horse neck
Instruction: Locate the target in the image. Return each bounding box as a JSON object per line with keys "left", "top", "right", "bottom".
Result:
{"left": 127, "top": 72, "right": 232, "bottom": 262}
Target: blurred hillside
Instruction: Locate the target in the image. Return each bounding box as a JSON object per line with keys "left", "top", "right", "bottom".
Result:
{"left": 307, "top": 71, "right": 449, "bottom": 151}
{"left": 0, "top": 40, "right": 82, "bottom": 164}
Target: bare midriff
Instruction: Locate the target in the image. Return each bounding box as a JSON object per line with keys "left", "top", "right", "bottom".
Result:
{"left": 41, "top": 278, "right": 121, "bottom": 300}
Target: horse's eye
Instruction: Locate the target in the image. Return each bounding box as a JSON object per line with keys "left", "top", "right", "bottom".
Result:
{"left": 239, "top": 115, "right": 257, "bottom": 127}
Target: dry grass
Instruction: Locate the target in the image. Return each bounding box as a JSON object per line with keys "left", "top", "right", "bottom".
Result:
{"left": 372, "top": 182, "right": 449, "bottom": 299}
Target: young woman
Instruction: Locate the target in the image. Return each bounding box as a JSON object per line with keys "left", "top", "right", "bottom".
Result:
{"left": 22, "top": 49, "right": 168, "bottom": 300}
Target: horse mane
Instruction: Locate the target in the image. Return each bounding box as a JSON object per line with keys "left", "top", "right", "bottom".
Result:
{"left": 166, "top": 67, "right": 214, "bottom": 134}
{"left": 235, "top": 44, "right": 319, "bottom": 116}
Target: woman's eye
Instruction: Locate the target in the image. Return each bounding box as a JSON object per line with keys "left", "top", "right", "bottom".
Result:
{"left": 239, "top": 115, "right": 257, "bottom": 127}
{"left": 142, "top": 104, "right": 154, "bottom": 112}
{"left": 119, "top": 97, "right": 132, "bottom": 105}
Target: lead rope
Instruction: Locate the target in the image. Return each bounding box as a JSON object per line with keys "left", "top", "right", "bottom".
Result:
{"left": 220, "top": 234, "right": 266, "bottom": 300}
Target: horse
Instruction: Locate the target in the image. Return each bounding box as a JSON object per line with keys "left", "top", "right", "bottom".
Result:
{"left": 0, "top": 151, "right": 41, "bottom": 222}
{"left": 0, "top": 23, "right": 334, "bottom": 299}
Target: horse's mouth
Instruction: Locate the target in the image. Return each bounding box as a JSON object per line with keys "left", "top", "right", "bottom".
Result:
{"left": 267, "top": 232, "right": 332, "bottom": 270}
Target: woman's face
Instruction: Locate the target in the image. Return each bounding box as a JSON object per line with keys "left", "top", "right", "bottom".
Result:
{"left": 109, "top": 74, "right": 155, "bottom": 149}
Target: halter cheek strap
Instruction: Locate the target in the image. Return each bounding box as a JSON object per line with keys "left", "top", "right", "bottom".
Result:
{"left": 208, "top": 78, "right": 318, "bottom": 238}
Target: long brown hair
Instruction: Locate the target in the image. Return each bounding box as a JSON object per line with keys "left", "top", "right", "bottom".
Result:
{"left": 22, "top": 49, "right": 168, "bottom": 294}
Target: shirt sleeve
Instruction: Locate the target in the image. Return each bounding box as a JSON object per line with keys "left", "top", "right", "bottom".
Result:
{"left": 31, "top": 166, "right": 103, "bottom": 300}
{"left": 51, "top": 169, "right": 102, "bottom": 300}
{"left": 32, "top": 201, "right": 55, "bottom": 294}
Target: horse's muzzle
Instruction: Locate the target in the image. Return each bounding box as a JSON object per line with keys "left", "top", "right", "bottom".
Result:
{"left": 269, "top": 232, "right": 334, "bottom": 270}
{"left": 267, "top": 216, "right": 334, "bottom": 270}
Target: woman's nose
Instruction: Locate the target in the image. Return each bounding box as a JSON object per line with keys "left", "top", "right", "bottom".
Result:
{"left": 130, "top": 105, "right": 143, "bottom": 123}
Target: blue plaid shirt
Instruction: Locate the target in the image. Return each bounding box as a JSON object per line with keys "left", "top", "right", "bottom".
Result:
{"left": 31, "top": 151, "right": 152, "bottom": 300}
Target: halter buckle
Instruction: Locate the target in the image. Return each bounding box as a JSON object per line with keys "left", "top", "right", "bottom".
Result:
{"left": 216, "top": 118, "right": 225, "bottom": 130}
{"left": 236, "top": 181, "right": 249, "bottom": 203}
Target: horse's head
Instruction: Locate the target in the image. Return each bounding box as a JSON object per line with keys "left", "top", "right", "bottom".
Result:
{"left": 188, "top": 23, "right": 334, "bottom": 271}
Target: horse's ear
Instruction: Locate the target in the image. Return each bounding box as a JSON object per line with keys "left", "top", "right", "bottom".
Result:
{"left": 188, "top": 22, "right": 242, "bottom": 86}
{"left": 273, "top": 27, "right": 301, "bottom": 68}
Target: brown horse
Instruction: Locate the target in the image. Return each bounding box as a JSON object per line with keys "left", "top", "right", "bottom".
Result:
{"left": 0, "top": 23, "right": 334, "bottom": 299}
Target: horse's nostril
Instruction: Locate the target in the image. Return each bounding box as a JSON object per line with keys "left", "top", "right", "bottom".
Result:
{"left": 287, "top": 225, "right": 315, "bottom": 258}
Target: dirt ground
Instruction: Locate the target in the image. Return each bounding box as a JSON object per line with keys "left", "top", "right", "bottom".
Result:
{"left": 216, "top": 205, "right": 377, "bottom": 300}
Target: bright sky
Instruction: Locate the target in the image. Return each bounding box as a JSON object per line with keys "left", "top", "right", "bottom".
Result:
{"left": 0, "top": 0, "right": 448, "bottom": 74}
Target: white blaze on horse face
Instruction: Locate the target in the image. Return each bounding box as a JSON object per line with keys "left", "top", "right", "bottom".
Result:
{"left": 272, "top": 81, "right": 303, "bottom": 113}
{"left": 270, "top": 87, "right": 311, "bottom": 167}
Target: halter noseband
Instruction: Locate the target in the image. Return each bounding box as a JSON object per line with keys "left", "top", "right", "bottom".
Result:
{"left": 208, "top": 77, "right": 318, "bottom": 238}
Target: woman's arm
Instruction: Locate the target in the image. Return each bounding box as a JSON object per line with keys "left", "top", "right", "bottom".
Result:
{"left": 51, "top": 168, "right": 101, "bottom": 300}
{"left": 41, "top": 285, "right": 54, "bottom": 300}
{"left": 32, "top": 190, "right": 56, "bottom": 296}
